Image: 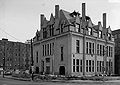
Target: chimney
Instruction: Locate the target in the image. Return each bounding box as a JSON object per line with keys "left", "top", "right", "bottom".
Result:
{"left": 40, "top": 14, "right": 44, "bottom": 27}
{"left": 2, "top": 38, "right": 8, "bottom": 41}
{"left": 55, "top": 5, "right": 59, "bottom": 19}
{"left": 98, "top": 21, "right": 101, "bottom": 26}
{"left": 103, "top": 13, "right": 106, "bottom": 29}
{"left": 82, "top": 3, "right": 86, "bottom": 21}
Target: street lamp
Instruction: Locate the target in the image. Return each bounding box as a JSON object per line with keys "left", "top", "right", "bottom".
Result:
{"left": 31, "top": 39, "right": 34, "bottom": 81}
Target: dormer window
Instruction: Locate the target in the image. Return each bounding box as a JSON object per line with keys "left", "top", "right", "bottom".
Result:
{"left": 99, "top": 31, "right": 102, "bottom": 38}
{"left": 76, "top": 24, "right": 80, "bottom": 32}
{"left": 49, "top": 25, "right": 54, "bottom": 36}
{"left": 88, "top": 27, "right": 92, "bottom": 35}
{"left": 108, "top": 33, "right": 111, "bottom": 40}
{"left": 43, "top": 28, "right": 47, "bottom": 38}
{"left": 49, "top": 24, "right": 54, "bottom": 36}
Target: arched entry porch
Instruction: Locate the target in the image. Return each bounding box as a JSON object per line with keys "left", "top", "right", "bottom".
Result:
{"left": 59, "top": 66, "right": 65, "bottom": 75}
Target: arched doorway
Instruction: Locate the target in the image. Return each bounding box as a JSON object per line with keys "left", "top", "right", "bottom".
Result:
{"left": 59, "top": 66, "right": 65, "bottom": 75}
{"left": 36, "top": 67, "right": 39, "bottom": 74}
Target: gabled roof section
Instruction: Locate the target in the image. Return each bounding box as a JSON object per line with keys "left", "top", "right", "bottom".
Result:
{"left": 61, "top": 10, "right": 73, "bottom": 24}
{"left": 42, "top": 17, "right": 48, "bottom": 28}
{"left": 98, "top": 23, "right": 103, "bottom": 31}
{"left": 93, "top": 25, "right": 99, "bottom": 31}
{"left": 103, "top": 27, "right": 107, "bottom": 35}
{"left": 75, "top": 15, "right": 81, "bottom": 24}
{"left": 107, "top": 26, "right": 112, "bottom": 34}
{"left": 49, "top": 13, "right": 55, "bottom": 25}
{"left": 87, "top": 19, "right": 93, "bottom": 27}
{"left": 62, "top": 10, "right": 72, "bottom": 20}
{"left": 36, "top": 30, "right": 40, "bottom": 37}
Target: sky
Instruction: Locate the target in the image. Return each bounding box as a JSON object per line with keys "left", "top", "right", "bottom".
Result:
{"left": 0, "top": 0, "right": 120, "bottom": 42}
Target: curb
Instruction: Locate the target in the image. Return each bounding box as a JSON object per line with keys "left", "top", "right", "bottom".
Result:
{"left": 5, "top": 76, "right": 31, "bottom": 81}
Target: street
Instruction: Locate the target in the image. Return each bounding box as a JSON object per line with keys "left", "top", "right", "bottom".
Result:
{"left": 1, "top": 76, "right": 120, "bottom": 85}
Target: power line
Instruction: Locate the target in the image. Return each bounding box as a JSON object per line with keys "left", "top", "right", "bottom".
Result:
{"left": 0, "top": 28, "right": 20, "bottom": 41}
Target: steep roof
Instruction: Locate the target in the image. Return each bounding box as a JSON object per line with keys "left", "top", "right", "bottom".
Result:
{"left": 107, "top": 26, "right": 111, "bottom": 33}
{"left": 49, "top": 13, "right": 55, "bottom": 25}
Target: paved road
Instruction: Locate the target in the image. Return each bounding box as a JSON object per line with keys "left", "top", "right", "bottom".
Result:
{"left": 1, "top": 76, "right": 120, "bottom": 85}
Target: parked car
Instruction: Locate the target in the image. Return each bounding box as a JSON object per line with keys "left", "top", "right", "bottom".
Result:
{"left": 4, "top": 71, "right": 12, "bottom": 75}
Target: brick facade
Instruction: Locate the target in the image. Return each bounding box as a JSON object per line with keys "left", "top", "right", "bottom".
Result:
{"left": 112, "top": 29, "right": 120, "bottom": 75}
{"left": 0, "top": 38, "right": 30, "bottom": 71}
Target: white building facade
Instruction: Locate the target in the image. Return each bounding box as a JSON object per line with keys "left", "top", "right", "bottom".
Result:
{"left": 33, "top": 3, "right": 115, "bottom": 76}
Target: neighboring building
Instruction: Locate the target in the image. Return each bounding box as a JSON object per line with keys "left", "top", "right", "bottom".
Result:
{"left": 112, "top": 29, "right": 120, "bottom": 75}
{"left": 0, "top": 38, "right": 31, "bottom": 71}
{"left": 33, "top": 3, "right": 115, "bottom": 76}
{"left": 25, "top": 40, "right": 31, "bottom": 44}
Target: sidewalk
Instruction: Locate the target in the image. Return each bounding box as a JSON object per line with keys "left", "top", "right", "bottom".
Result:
{"left": 0, "top": 75, "right": 31, "bottom": 81}
{"left": 1, "top": 75, "right": 120, "bottom": 83}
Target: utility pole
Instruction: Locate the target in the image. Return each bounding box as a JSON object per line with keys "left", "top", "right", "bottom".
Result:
{"left": 3, "top": 57, "right": 5, "bottom": 78}
{"left": 18, "top": 43, "right": 20, "bottom": 70}
{"left": 31, "top": 39, "right": 34, "bottom": 81}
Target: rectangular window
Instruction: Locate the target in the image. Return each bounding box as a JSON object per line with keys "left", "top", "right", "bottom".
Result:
{"left": 73, "top": 59, "right": 75, "bottom": 72}
{"left": 92, "top": 43, "right": 94, "bottom": 54}
{"left": 89, "top": 60, "right": 91, "bottom": 72}
{"left": 100, "top": 61, "right": 102, "bottom": 72}
{"left": 106, "top": 46, "right": 108, "bottom": 57}
{"left": 111, "top": 47, "right": 113, "bottom": 57}
{"left": 47, "top": 44, "right": 49, "bottom": 55}
{"left": 97, "top": 61, "right": 99, "bottom": 72}
{"left": 45, "top": 45, "right": 46, "bottom": 56}
{"left": 50, "top": 43, "right": 52, "bottom": 55}
{"left": 86, "top": 60, "right": 88, "bottom": 72}
{"left": 92, "top": 60, "right": 94, "bottom": 72}
{"left": 89, "top": 42, "right": 92, "bottom": 54}
{"left": 99, "top": 31, "right": 102, "bottom": 38}
{"left": 46, "top": 58, "right": 50, "bottom": 63}
{"left": 103, "top": 45, "right": 105, "bottom": 56}
{"left": 52, "top": 43, "right": 54, "bottom": 55}
{"left": 80, "top": 60, "right": 82, "bottom": 72}
{"left": 111, "top": 62, "right": 113, "bottom": 73}
{"left": 61, "top": 47, "right": 63, "bottom": 61}
{"left": 76, "top": 59, "right": 79, "bottom": 72}
{"left": 101, "top": 45, "right": 103, "bottom": 56}
{"left": 36, "top": 51, "right": 38, "bottom": 63}
{"left": 76, "top": 24, "right": 80, "bottom": 32}
{"left": 100, "top": 45, "right": 102, "bottom": 56}
{"left": 76, "top": 40, "right": 80, "bottom": 53}
{"left": 106, "top": 61, "right": 108, "bottom": 72}
{"left": 97, "top": 44, "right": 99, "bottom": 55}
{"left": 86, "top": 42, "right": 89, "bottom": 54}
{"left": 43, "top": 45, "right": 44, "bottom": 56}
{"left": 109, "top": 46, "right": 111, "bottom": 57}
{"left": 46, "top": 66, "right": 50, "bottom": 74}
{"left": 88, "top": 28, "right": 92, "bottom": 35}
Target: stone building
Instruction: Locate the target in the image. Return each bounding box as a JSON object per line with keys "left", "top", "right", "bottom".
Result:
{"left": 112, "top": 29, "right": 120, "bottom": 75}
{"left": 0, "top": 38, "right": 30, "bottom": 71}
{"left": 33, "top": 3, "right": 115, "bottom": 76}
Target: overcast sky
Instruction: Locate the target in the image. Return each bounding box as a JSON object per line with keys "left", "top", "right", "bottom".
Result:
{"left": 0, "top": 0, "right": 120, "bottom": 42}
